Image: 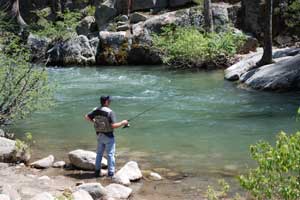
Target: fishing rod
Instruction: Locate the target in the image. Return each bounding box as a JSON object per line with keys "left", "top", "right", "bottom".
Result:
{"left": 123, "top": 102, "right": 163, "bottom": 128}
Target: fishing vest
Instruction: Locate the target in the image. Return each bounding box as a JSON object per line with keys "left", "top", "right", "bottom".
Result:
{"left": 94, "top": 109, "right": 113, "bottom": 133}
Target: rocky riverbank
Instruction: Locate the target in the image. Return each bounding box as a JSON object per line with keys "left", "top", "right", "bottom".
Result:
{"left": 28, "top": 2, "right": 241, "bottom": 67}
{"left": 1, "top": 130, "right": 232, "bottom": 200}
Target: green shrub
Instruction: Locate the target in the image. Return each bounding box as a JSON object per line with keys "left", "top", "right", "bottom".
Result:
{"left": 282, "top": 0, "right": 300, "bottom": 29}
{"left": 152, "top": 26, "right": 245, "bottom": 69}
{"left": 31, "top": 10, "right": 82, "bottom": 40}
{"left": 0, "top": 35, "right": 53, "bottom": 125}
{"left": 239, "top": 131, "right": 300, "bottom": 200}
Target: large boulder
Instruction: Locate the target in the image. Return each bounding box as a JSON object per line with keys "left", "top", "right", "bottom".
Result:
{"left": 27, "top": 34, "right": 50, "bottom": 63}
{"left": 96, "top": 31, "right": 131, "bottom": 65}
{"left": 30, "top": 155, "right": 55, "bottom": 169}
{"left": 105, "top": 184, "right": 132, "bottom": 199}
{"left": 240, "top": 54, "right": 300, "bottom": 91}
{"left": 76, "top": 183, "right": 107, "bottom": 200}
{"left": 47, "top": 35, "right": 96, "bottom": 66}
{"left": 68, "top": 149, "right": 107, "bottom": 170}
{"left": 95, "top": 3, "right": 117, "bottom": 30}
{"left": 113, "top": 161, "right": 142, "bottom": 186}
{"left": 225, "top": 47, "right": 300, "bottom": 81}
{"left": 225, "top": 50, "right": 263, "bottom": 81}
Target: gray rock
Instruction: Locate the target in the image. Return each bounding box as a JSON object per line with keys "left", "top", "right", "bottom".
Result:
{"left": 225, "top": 47, "right": 300, "bottom": 81}
{"left": 116, "top": 15, "right": 129, "bottom": 22}
{"left": 72, "top": 189, "right": 93, "bottom": 200}
{"left": 169, "top": 0, "right": 193, "bottom": 7}
{"left": 105, "top": 184, "right": 132, "bottom": 199}
{"left": 76, "top": 183, "right": 107, "bottom": 199}
{"left": 212, "top": 4, "right": 230, "bottom": 32}
{"left": 30, "top": 155, "right": 54, "bottom": 169}
{"left": 95, "top": 4, "right": 117, "bottom": 30}
{"left": 76, "top": 16, "right": 96, "bottom": 37}
{"left": 0, "top": 194, "right": 10, "bottom": 200}
{"left": 113, "top": 161, "right": 142, "bottom": 186}
{"left": 47, "top": 35, "right": 96, "bottom": 66}
{"left": 52, "top": 161, "right": 66, "bottom": 168}
{"left": 117, "top": 24, "right": 130, "bottom": 31}
{"left": 130, "top": 13, "right": 148, "bottom": 24}
{"left": 0, "top": 184, "right": 21, "bottom": 200}
{"left": 68, "top": 149, "right": 107, "bottom": 170}
{"left": 0, "top": 137, "right": 16, "bottom": 162}
{"left": 27, "top": 33, "right": 50, "bottom": 62}
{"left": 38, "top": 175, "right": 51, "bottom": 181}
{"left": 0, "top": 129, "right": 5, "bottom": 137}
{"left": 275, "top": 35, "right": 293, "bottom": 47}
{"left": 241, "top": 54, "right": 300, "bottom": 91}
{"left": 149, "top": 172, "right": 162, "bottom": 181}
{"left": 30, "top": 192, "right": 54, "bottom": 200}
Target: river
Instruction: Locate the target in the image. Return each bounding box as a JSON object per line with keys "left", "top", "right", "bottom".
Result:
{"left": 12, "top": 66, "right": 300, "bottom": 176}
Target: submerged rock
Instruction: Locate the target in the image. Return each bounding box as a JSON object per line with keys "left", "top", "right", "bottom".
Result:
{"left": 113, "top": 161, "right": 142, "bottom": 185}
{"left": 30, "top": 155, "right": 54, "bottom": 169}
{"left": 76, "top": 183, "right": 107, "bottom": 199}
{"left": 68, "top": 149, "right": 107, "bottom": 170}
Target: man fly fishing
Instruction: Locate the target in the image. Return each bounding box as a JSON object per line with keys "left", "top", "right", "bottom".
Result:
{"left": 85, "top": 96, "right": 128, "bottom": 178}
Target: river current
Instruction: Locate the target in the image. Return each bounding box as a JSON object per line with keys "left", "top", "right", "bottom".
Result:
{"left": 12, "top": 66, "right": 300, "bottom": 175}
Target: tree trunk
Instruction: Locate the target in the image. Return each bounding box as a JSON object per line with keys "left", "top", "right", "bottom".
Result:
{"left": 257, "top": 0, "right": 273, "bottom": 67}
{"left": 11, "top": 0, "right": 27, "bottom": 32}
{"left": 204, "top": 0, "right": 213, "bottom": 33}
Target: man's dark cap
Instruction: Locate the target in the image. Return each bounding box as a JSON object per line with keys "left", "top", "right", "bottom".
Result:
{"left": 100, "top": 96, "right": 111, "bottom": 104}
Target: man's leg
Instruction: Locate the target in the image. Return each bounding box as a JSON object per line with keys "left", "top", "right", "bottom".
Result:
{"left": 105, "top": 137, "right": 116, "bottom": 176}
{"left": 95, "top": 135, "right": 105, "bottom": 176}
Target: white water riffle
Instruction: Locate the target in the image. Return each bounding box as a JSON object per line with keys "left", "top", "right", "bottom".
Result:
{"left": 13, "top": 66, "right": 300, "bottom": 175}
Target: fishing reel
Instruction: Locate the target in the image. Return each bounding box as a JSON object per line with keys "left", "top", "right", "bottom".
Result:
{"left": 123, "top": 123, "right": 130, "bottom": 129}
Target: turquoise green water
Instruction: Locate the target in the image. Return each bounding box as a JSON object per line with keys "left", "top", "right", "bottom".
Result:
{"left": 12, "top": 66, "right": 300, "bottom": 175}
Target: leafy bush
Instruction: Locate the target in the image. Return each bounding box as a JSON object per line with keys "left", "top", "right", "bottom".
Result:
{"left": 152, "top": 26, "right": 245, "bottom": 69}
{"left": 30, "top": 10, "right": 82, "bottom": 40}
{"left": 282, "top": 0, "right": 300, "bottom": 29}
{"left": 239, "top": 131, "right": 300, "bottom": 200}
{"left": 0, "top": 35, "right": 53, "bottom": 125}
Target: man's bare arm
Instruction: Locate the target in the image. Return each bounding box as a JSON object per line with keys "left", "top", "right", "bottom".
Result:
{"left": 112, "top": 120, "right": 128, "bottom": 129}
{"left": 84, "top": 114, "right": 94, "bottom": 123}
